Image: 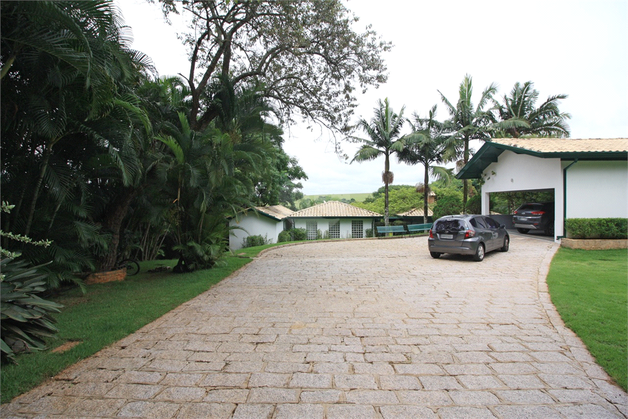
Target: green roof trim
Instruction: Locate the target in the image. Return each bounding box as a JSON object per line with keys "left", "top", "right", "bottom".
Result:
{"left": 457, "top": 140, "right": 628, "bottom": 180}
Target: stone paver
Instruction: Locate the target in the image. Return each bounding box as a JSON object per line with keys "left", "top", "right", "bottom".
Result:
{"left": 1, "top": 236, "right": 627, "bottom": 418}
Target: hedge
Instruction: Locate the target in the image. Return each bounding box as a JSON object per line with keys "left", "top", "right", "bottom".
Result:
{"left": 565, "top": 218, "right": 627, "bottom": 239}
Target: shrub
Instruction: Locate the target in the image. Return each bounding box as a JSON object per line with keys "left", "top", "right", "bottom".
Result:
{"left": 292, "top": 228, "right": 307, "bottom": 241}
{"left": 466, "top": 194, "right": 482, "bottom": 214}
{"left": 366, "top": 228, "right": 373, "bottom": 238}
{"left": 433, "top": 195, "right": 463, "bottom": 220}
{"left": 243, "top": 235, "right": 269, "bottom": 248}
{"left": 1, "top": 259, "right": 63, "bottom": 364}
{"left": 278, "top": 230, "right": 292, "bottom": 243}
{"left": 566, "top": 218, "right": 628, "bottom": 239}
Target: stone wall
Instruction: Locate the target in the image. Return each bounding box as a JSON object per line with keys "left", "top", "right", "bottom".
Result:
{"left": 561, "top": 238, "right": 628, "bottom": 250}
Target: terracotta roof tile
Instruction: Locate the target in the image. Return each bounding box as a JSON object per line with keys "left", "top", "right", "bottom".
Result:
{"left": 491, "top": 138, "right": 628, "bottom": 153}
{"left": 254, "top": 205, "right": 294, "bottom": 220}
{"left": 290, "top": 201, "right": 381, "bottom": 218}
{"left": 397, "top": 208, "right": 433, "bottom": 217}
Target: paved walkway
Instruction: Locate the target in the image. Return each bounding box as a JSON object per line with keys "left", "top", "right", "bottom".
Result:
{"left": 2, "top": 236, "right": 627, "bottom": 418}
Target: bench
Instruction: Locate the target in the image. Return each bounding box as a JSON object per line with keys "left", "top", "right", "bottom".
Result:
{"left": 407, "top": 223, "right": 433, "bottom": 233}
{"left": 376, "top": 225, "right": 406, "bottom": 236}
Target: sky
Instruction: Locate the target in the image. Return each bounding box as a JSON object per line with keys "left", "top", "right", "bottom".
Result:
{"left": 115, "top": 0, "right": 628, "bottom": 196}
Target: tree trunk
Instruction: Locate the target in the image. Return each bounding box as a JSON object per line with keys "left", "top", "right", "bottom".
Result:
{"left": 462, "top": 136, "right": 470, "bottom": 212}
{"left": 99, "top": 187, "right": 139, "bottom": 271}
{"left": 423, "top": 163, "right": 429, "bottom": 224}
{"left": 24, "top": 145, "right": 52, "bottom": 238}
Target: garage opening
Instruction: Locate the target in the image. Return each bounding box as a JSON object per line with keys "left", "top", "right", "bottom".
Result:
{"left": 486, "top": 189, "right": 556, "bottom": 239}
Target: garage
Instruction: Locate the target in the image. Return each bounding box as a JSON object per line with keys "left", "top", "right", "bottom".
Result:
{"left": 457, "top": 138, "right": 628, "bottom": 242}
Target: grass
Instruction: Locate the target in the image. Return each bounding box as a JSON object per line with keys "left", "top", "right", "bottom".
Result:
{"left": 546, "top": 248, "right": 628, "bottom": 391}
{"left": 0, "top": 250, "right": 272, "bottom": 404}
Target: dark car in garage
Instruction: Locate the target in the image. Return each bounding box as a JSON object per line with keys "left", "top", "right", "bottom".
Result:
{"left": 428, "top": 214, "right": 510, "bottom": 262}
{"left": 512, "top": 202, "right": 555, "bottom": 236}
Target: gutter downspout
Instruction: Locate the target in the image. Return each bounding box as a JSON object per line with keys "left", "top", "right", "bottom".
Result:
{"left": 558, "top": 159, "right": 579, "bottom": 239}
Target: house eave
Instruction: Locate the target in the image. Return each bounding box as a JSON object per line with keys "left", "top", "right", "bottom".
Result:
{"left": 457, "top": 141, "right": 628, "bottom": 180}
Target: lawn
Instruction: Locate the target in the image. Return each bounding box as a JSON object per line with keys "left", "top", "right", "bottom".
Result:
{"left": 546, "top": 247, "right": 627, "bottom": 391}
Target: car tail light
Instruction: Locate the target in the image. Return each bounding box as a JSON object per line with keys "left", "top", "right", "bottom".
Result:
{"left": 464, "top": 230, "right": 475, "bottom": 239}
{"left": 429, "top": 229, "right": 434, "bottom": 238}
{"left": 531, "top": 211, "right": 545, "bottom": 215}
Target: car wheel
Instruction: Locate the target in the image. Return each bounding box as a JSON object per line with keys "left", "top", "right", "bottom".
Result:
{"left": 430, "top": 252, "right": 441, "bottom": 259}
{"left": 473, "top": 243, "right": 485, "bottom": 261}
{"left": 500, "top": 235, "right": 510, "bottom": 252}
{"left": 517, "top": 228, "right": 529, "bottom": 234}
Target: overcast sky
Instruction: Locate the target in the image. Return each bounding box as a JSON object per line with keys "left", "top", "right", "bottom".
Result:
{"left": 116, "top": 0, "right": 627, "bottom": 195}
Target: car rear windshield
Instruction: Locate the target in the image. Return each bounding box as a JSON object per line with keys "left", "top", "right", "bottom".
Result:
{"left": 434, "top": 219, "right": 466, "bottom": 232}
{"left": 518, "top": 204, "right": 544, "bottom": 211}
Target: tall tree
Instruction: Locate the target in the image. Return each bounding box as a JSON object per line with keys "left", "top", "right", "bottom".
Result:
{"left": 351, "top": 99, "right": 405, "bottom": 226}
{"left": 156, "top": 0, "right": 390, "bottom": 135}
{"left": 1, "top": 0, "right": 154, "bottom": 281}
{"left": 398, "top": 106, "right": 447, "bottom": 223}
{"left": 492, "top": 81, "right": 570, "bottom": 138}
{"left": 439, "top": 75, "right": 497, "bottom": 211}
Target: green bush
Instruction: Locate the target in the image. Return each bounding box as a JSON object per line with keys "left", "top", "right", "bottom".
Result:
{"left": 433, "top": 195, "right": 463, "bottom": 220}
{"left": 278, "top": 230, "right": 292, "bottom": 243}
{"left": 366, "top": 228, "right": 373, "bottom": 238}
{"left": 466, "top": 194, "right": 482, "bottom": 214}
{"left": 1, "top": 259, "right": 63, "bottom": 364}
{"left": 292, "top": 228, "right": 307, "bottom": 241}
{"left": 243, "top": 235, "right": 269, "bottom": 248}
{"left": 566, "top": 218, "right": 628, "bottom": 239}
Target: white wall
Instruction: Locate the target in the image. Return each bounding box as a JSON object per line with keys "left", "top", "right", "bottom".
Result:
{"left": 292, "top": 218, "right": 374, "bottom": 239}
{"left": 564, "top": 160, "right": 628, "bottom": 218}
{"left": 229, "top": 213, "right": 283, "bottom": 250}
{"left": 480, "top": 151, "right": 564, "bottom": 238}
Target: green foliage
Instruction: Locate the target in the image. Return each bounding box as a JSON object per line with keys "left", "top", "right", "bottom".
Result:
{"left": 565, "top": 218, "right": 628, "bottom": 239}
{"left": 158, "top": 0, "right": 391, "bottom": 135}
{"left": 243, "top": 235, "right": 269, "bottom": 248}
{"left": 276, "top": 228, "right": 307, "bottom": 242}
{"left": 466, "top": 194, "right": 482, "bottom": 214}
{"left": 547, "top": 248, "right": 627, "bottom": 390}
{"left": 292, "top": 228, "right": 307, "bottom": 241}
{"left": 1, "top": 259, "right": 63, "bottom": 364}
{"left": 277, "top": 230, "right": 292, "bottom": 243}
{"left": 353, "top": 185, "right": 423, "bottom": 215}
{"left": 433, "top": 195, "right": 463, "bottom": 219}
{"left": 492, "top": 81, "right": 570, "bottom": 138}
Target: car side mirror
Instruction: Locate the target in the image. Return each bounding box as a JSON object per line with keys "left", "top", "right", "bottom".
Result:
{"left": 499, "top": 224, "right": 506, "bottom": 229}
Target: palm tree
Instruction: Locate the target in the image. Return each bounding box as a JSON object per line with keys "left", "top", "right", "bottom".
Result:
{"left": 439, "top": 75, "right": 497, "bottom": 211}
{"left": 398, "top": 105, "right": 447, "bottom": 223}
{"left": 492, "top": 81, "right": 571, "bottom": 138}
{"left": 351, "top": 98, "right": 405, "bottom": 226}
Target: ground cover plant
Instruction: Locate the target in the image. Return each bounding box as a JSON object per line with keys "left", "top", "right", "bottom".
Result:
{"left": 0, "top": 250, "right": 270, "bottom": 403}
{"left": 546, "top": 248, "right": 627, "bottom": 391}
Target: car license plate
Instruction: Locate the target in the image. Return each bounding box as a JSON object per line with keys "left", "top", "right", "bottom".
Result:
{"left": 440, "top": 234, "right": 453, "bottom": 239}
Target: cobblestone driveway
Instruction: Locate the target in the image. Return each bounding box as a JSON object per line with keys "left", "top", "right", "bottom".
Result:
{"left": 2, "top": 235, "right": 627, "bottom": 418}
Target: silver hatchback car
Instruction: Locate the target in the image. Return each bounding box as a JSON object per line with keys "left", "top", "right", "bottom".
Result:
{"left": 428, "top": 215, "right": 510, "bottom": 261}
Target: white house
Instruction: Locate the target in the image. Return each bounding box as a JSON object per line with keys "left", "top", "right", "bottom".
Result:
{"left": 289, "top": 201, "right": 381, "bottom": 240}
{"left": 229, "top": 205, "right": 293, "bottom": 250}
{"left": 457, "top": 138, "right": 628, "bottom": 241}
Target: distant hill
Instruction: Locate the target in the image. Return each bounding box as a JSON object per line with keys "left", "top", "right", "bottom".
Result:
{"left": 301, "top": 193, "right": 373, "bottom": 203}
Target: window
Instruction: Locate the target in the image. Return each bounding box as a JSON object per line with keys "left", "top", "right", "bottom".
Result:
{"left": 329, "top": 221, "right": 340, "bottom": 239}
{"left": 306, "top": 221, "right": 317, "bottom": 240}
{"left": 351, "top": 220, "right": 363, "bottom": 238}
{"left": 484, "top": 217, "right": 499, "bottom": 229}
